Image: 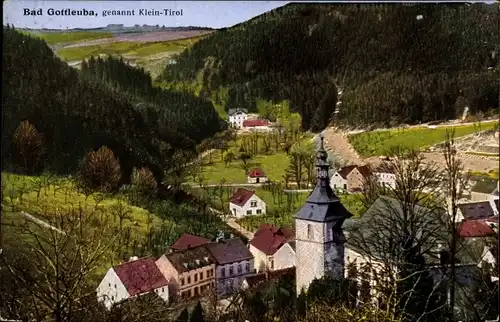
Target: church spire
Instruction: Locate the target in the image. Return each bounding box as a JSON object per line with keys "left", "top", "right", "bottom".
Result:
{"left": 304, "top": 134, "right": 339, "bottom": 204}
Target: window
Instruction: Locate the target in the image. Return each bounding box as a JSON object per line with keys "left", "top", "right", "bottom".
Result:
{"left": 229, "top": 266, "right": 234, "bottom": 276}
{"left": 221, "top": 268, "right": 226, "bottom": 277}
{"left": 307, "top": 224, "right": 313, "bottom": 240}
{"left": 237, "top": 264, "right": 242, "bottom": 274}
{"left": 269, "top": 258, "right": 274, "bottom": 269}
{"left": 245, "top": 262, "right": 250, "bottom": 272}
{"left": 161, "top": 287, "right": 164, "bottom": 293}
{"left": 111, "top": 295, "right": 114, "bottom": 301}
{"left": 180, "top": 278, "right": 185, "bottom": 286}
{"left": 334, "top": 184, "right": 337, "bottom": 188}
{"left": 200, "top": 272, "right": 204, "bottom": 280}
{"left": 343, "top": 184, "right": 347, "bottom": 189}
{"left": 187, "top": 276, "right": 191, "bottom": 284}
{"left": 256, "top": 209, "right": 262, "bottom": 214}
{"left": 250, "top": 201, "right": 257, "bottom": 207}
{"left": 114, "top": 284, "right": 116, "bottom": 289}
{"left": 194, "top": 274, "right": 198, "bottom": 282}
{"left": 247, "top": 210, "right": 252, "bottom": 215}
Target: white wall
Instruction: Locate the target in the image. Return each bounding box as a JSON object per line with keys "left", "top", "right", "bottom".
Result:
{"left": 273, "top": 242, "right": 296, "bottom": 270}
{"left": 374, "top": 172, "right": 396, "bottom": 189}
{"left": 229, "top": 195, "right": 266, "bottom": 218}
{"left": 152, "top": 286, "right": 169, "bottom": 303}
{"left": 247, "top": 176, "right": 269, "bottom": 184}
{"left": 249, "top": 244, "right": 269, "bottom": 272}
{"left": 96, "top": 268, "right": 130, "bottom": 310}
{"left": 216, "top": 259, "right": 254, "bottom": 295}
{"left": 229, "top": 112, "right": 247, "bottom": 128}
{"left": 330, "top": 173, "right": 347, "bottom": 190}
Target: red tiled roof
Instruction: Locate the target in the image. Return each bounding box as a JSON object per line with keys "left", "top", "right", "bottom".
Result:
{"left": 113, "top": 257, "right": 168, "bottom": 297}
{"left": 248, "top": 168, "right": 267, "bottom": 178}
{"left": 458, "top": 220, "right": 496, "bottom": 238}
{"left": 229, "top": 188, "right": 255, "bottom": 207}
{"left": 171, "top": 233, "right": 211, "bottom": 251}
{"left": 337, "top": 165, "right": 357, "bottom": 179}
{"left": 250, "top": 224, "right": 294, "bottom": 255}
{"left": 243, "top": 119, "right": 269, "bottom": 127}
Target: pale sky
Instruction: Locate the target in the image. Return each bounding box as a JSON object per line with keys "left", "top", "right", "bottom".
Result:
{"left": 3, "top": 1, "right": 290, "bottom": 29}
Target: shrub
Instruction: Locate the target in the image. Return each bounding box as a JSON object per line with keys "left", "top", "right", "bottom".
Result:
{"left": 131, "top": 167, "right": 158, "bottom": 193}
{"left": 12, "top": 120, "right": 43, "bottom": 174}
{"left": 79, "top": 146, "right": 121, "bottom": 192}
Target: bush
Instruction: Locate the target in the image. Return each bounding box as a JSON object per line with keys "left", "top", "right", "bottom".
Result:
{"left": 79, "top": 146, "right": 121, "bottom": 192}
{"left": 131, "top": 167, "right": 158, "bottom": 193}
{"left": 12, "top": 120, "right": 43, "bottom": 174}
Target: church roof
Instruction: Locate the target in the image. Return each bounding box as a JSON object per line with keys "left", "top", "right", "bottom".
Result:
{"left": 295, "top": 134, "right": 353, "bottom": 222}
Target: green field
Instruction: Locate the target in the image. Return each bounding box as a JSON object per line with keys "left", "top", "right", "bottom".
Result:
{"left": 56, "top": 36, "right": 205, "bottom": 62}
{"left": 349, "top": 122, "right": 499, "bottom": 157}
{"left": 190, "top": 185, "right": 365, "bottom": 232}
{"left": 22, "top": 30, "right": 113, "bottom": 45}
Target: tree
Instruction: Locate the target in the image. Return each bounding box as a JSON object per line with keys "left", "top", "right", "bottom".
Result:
{"left": 238, "top": 152, "right": 252, "bottom": 174}
{"left": 79, "top": 146, "right": 122, "bottom": 192}
{"left": 175, "top": 308, "right": 189, "bottom": 322}
{"left": 12, "top": 120, "right": 44, "bottom": 174}
{"left": 131, "top": 167, "right": 157, "bottom": 194}
{"left": 189, "top": 301, "right": 205, "bottom": 322}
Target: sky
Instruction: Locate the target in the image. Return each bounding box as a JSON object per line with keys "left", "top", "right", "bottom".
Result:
{"left": 3, "top": 1, "right": 290, "bottom": 29}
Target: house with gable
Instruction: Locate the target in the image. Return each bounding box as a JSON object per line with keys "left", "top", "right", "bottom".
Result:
{"left": 156, "top": 245, "right": 216, "bottom": 300}
{"left": 228, "top": 108, "right": 248, "bottom": 128}
{"left": 247, "top": 167, "right": 268, "bottom": 184}
{"left": 96, "top": 257, "right": 169, "bottom": 310}
{"left": 170, "top": 233, "right": 211, "bottom": 252}
{"left": 371, "top": 163, "right": 397, "bottom": 189}
{"left": 330, "top": 165, "right": 371, "bottom": 192}
{"left": 470, "top": 178, "right": 499, "bottom": 202}
{"left": 205, "top": 237, "right": 255, "bottom": 296}
{"left": 249, "top": 224, "right": 295, "bottom": 272}
{"left": 229, "top": 188, "right": 266, "bottom": 218}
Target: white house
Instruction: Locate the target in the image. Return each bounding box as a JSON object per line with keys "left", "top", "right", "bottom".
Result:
{"left": 249, "top": 224, "right": 295, "bottom": 272}
{"left": 372, "top": 168, "right": 397, "bottom": 189}
{"left": 96, "top": 257, "right": 169, "bottom": 310}
{"left": 228, "top": 108, "right": 248, "bottom": 129}
{"left": 205, "top": 238, "right": 255, "bottom": 296}
{"left": 330, "top": 165, "right": 355, "bottom": 191}
{"left": 229, "top": 188, "right": 266, "bottom": 218}
{"left": 247, "top": 167, "right": 268, "bottom": 184}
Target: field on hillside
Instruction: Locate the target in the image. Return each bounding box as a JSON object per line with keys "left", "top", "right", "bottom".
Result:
{"left": 197, "top": 132, "right": 314, "bottom": 184}
{"left": 1, "top": 172, "right": 169, "bottom": 279}
{"left": 349, "top": 122, "right": 499, "bottom": 157}
{"left": 22, "top": 30, "right": 113, "bottom": 45}
{"left": 56, "top": 37, "right": 200, "bottom": 62}
{"left": 190, "top": 185, "right": 364, "bottom": 232}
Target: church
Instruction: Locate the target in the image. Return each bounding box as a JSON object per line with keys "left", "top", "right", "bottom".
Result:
{"left": 294, "top": 135, "right": 353, "bottom": 294}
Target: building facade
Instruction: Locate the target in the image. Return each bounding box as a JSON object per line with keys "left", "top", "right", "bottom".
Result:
{"left": 229, "top": 188, "right": 266, "bottom": 218}
{"left": 156, "top": 246, "right": 216, "bottom": 300}
{"left": 247, "top": 167, "right": 268, "bottom": 184}
{"left": 228, "top": 108, "right": 248, "bottom": 128}
{"left": 249, "top": 224, "right": 295, "bottom": 272}
{"left": 295, "top": 136, "right": 353, "bottom": 294}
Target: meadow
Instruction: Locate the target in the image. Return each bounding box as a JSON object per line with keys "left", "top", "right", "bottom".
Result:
{"left": 349, "top": 122, "right": 499, "bottom": 157}
{"left": 22, "top": 30, "right": 113, "bottom": 45}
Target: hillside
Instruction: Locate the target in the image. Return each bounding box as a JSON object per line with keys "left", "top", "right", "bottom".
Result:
{"left": 159, "top": 3, "right": 499, "bottom": 131}
{"left": 2, "top": 26, "right": 224, "bottom": 179}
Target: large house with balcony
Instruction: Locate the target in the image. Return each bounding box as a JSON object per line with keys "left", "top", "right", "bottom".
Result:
{"left": 229, "top": 188, "right": 266, "bottom": 218}
{"left": 228, "top": 108, "right": 248, "bottom": 129}
{"left": 156, "top": 245, "right": 216, "bottom": 300}
{"left": 249, "top": 224, "right": 295, "bottom": 272}
{"left": 205, "top": 237, "right": 255, "bottom": 296}
{"left": 96, "top": 256, "right": 169, "bottom": 310}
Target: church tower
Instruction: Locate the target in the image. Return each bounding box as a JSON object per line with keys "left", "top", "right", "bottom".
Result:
{"left": 295, "top": 135, "right": 353, "bottom": 294}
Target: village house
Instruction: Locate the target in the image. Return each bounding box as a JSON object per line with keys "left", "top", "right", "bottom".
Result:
{"left": 170, "top": 233, "right": 211, "bottom": 252}
{"left": 228, "top": 108, "right": 248, "bottom": 128}
{"left": 371, "top": 164, "right": 397, "bottom": 189}
{"left": 247, "top": 167, "right": 268, "bottom": 184}
{"left": 242, "top": 119, "right": 271, "bottom": 132}
{"left": 156, "top": 245, "right": 216, "bottom": 300}
{"left": 330, "top": 165, "right": 371, "bottom": 192}
{"left": 205, "top": 237, "right": 255, "bottom": 296}
{"left": 96, "top": 257, "right": 169, "bottom": 310}
{"left": 470, "top": 178, "right": 499, "bottom": 202}
{"left": 229, "top": 188, "right": 266, "bottom": 218}
{"left": 455, "top": 201, "right": 498, "bottom": 223}
{"left": 249, "top": 224, "right": 295, "bottom": 272}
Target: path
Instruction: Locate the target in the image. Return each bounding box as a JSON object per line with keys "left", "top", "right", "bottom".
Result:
{"left": 19, "top": 211, "right": 66, "bottom": 235}
{"left": 208, "top": 207, "right": 254, "bottom": 240}
{"left": 322, "top": 127, "right": 364, "bottom": 166}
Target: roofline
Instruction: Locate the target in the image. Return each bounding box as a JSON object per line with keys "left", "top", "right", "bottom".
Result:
{"left": 217, "top": 255, "right": 254, "bottom": 265}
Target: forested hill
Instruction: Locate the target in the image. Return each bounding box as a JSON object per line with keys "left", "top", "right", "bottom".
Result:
{"left": 160, "top": 3, "right": 499, "bottom": 131}
{"left": 2, "top": 26, "right": 224, "bottom": 178}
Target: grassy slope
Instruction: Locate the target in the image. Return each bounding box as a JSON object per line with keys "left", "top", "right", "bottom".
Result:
{"left": 22, "top": 30, "right": 113, "bottom": 45}
{"left": 1, "top": 173, "right": 168, "bottom": 278}
{"left": 349, "top": 122, "right": 499, "bottom": 157}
